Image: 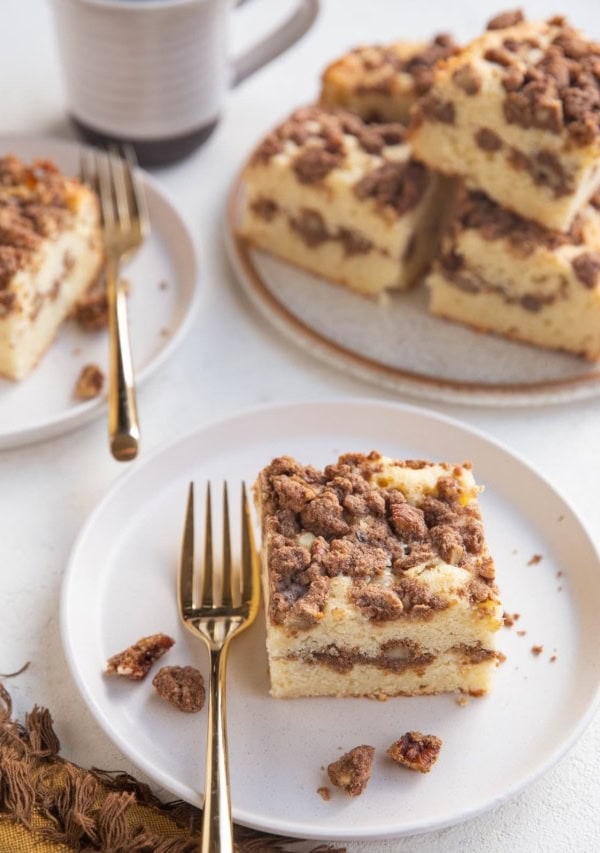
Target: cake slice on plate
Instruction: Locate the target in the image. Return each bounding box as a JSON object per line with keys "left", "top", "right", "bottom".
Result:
{"left": 427, "top": 189, "right": 600, "bottom": 359}
{"left": 0, "top": 154, "right": 103, "bottom": 380}
{"left": 237, "top": 106, "right": 448, "bottom": 296}
{"left": 320, "top": 34, "right": 458, "bottom": 124}
{"left": 408, "top": 11, "right": 600, "bottom": 232}
{"left": 254, "top": 452, "right": 503, "bottom": 699}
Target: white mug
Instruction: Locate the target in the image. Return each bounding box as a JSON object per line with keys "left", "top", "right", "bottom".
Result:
{"left": 49, "top": 0, "right": 319, "bottom": 165}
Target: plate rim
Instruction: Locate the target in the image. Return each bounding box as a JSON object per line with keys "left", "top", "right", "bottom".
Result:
{"left": 60, "top": 397, "right": 600, "bottom": 840}
{"left": 225, "top": 170, "right": 600, "bottom": 408}
{"left": 0, "top": 133, "right": 200, "bottom": 449}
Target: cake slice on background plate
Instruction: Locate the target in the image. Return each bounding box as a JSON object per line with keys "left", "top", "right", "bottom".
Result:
{"left": 427, "top": 189, "right": 600, "bottom": 359}
{"left": 237, "top": 106, "right": 449, "bottom": 297}
{"left": 320, "top": 34, "right": 458, "bottom": 124}
{"left": 254, "top": 452, "right": 503, "bottom": 699}
{"left": 408, "top": 11, "right": 600, "bottom": 232}
{"left": 0, "top": 154, "right": 102, "bottom": 381}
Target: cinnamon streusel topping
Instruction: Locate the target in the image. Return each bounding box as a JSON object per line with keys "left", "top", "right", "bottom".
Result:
{"left": 258, "top": 453, "right": 497, "bottom": 628}
{"left": 0, "top": 155, "right": 77, "bottom": 290}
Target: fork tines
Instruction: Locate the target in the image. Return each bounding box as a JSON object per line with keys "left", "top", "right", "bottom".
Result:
{"left": 179, "top": 482, "right": 258, "bottom": 620}
{"left": 79, "top": 145, "right": 149, "bottom": 240}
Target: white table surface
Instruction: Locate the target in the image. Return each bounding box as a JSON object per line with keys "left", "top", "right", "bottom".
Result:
{"left": 2, "top": 0, "right": 600, "bottom": 850}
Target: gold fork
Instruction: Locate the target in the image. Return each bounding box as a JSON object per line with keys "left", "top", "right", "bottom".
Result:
{"left": 178, "top": 482, "right": 260, "bottom": 853}
{"left": 79, "top": 146, "right": 149, "bottom": 462}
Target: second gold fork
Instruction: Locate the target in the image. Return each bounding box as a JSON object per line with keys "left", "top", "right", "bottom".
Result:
{"left": 80, "top": 146, "right": 149, "bottom": 462}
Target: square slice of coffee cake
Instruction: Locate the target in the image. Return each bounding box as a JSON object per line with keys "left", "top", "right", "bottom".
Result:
{"left": 427, "top": 190, "right": 600, "bottom": 359}
{"left": 409, "top": 13, "right": 600, "bottom": 232}
{"left": 238, "top": 107, "right": 447, "bottom": 296}
{"left": 255, "top": 452, "right": 502, "bottom": 699}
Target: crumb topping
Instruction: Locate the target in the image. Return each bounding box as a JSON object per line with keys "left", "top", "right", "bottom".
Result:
{"left": 349, "top": 34, "right": 459, "bottom": 97}
{"left": 387, "top": 731, "right": 442, "bottom": 773}
{"left": 353, "top": 160, "right": 429, "bottom": 215}
{"left": 252, "top": 106, "right": 406, "bottom": 169}
{"left": 0, "top": 155, "right": 78, "bottom": 289}
{"left": 450, "top": 191, "right": 585, "bottom": 254}
{"left": 249, "top": 107, "right": 429, "bottom": 214}
{"left": 489, "top": 17, "right": 600, "bottom": 145}
{"left": 152, "top": 665, "right": 205, "bottom": 713}
{"left": 327, "top": 745, "right": 374, "bottom": 796}
{"left": 415, "top": 15, "right": 600, "bottom": 146}
{"left": 105, "top": 633, "right": 174, "bottom": 680}
{"left": 258, "top": 452, "right": 497, "bottom": 627}
{"left": 486, "top": 9, "right": 525, "bottom": 31}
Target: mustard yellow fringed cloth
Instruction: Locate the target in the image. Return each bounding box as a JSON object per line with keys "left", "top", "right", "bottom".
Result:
{"left": 0, "top": 682, "right": 345, "bottom": 853}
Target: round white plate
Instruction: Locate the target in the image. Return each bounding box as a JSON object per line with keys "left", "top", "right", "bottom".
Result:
{"left": 226, "top": 175, "right": 600, "bottom": 406}
{"left": 0, "top": 135, "right": 199, "bottom": 449}
{"left": 61, "top": 400, "right": 600, "bottom": 841}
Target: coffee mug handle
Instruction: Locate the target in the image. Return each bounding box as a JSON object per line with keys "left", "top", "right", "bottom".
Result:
{"left": 231, "top": 0, "right": 320, "bottom": 86}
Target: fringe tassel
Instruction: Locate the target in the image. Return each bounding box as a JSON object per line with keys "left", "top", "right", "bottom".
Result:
{"left": 25, "top": 705, "right": 61, "bottom": 758}
{"left": 0, "top": 684, "right": 346, "bottom": 853}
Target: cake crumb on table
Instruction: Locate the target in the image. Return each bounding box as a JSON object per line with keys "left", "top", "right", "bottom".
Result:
{"left": 531, "top": 645, "right": 544, "bottom": 657}
{"left": 387, "top": 731, "right": 442, "bottom": 773}
{"left": 152, "top": 665, "right": 205, "bottom": 712}
{"left": 455, "top": 695, "right": 469, "bottom": 707}
{"left": 317, "top": 786, "right": 332, "bottom": 801}
{"left": 74, "top": 363, "right": 104, "bottom": 400}
{"left": 517, "top": 630, "right": 527, "bottom": 637}
{"left": 327, "top": 745, "right": 375, "bottom": 797}
{"left": 527, "top": 554, "right": 543, "bottom": 566}
{"left": 550, "top": 655, "right": 558, "bottom": 663}
{"left": 105, "top": 633, "right": 175, "bottom": 680}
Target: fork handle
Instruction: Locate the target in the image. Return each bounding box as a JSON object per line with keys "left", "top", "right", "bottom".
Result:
{"left": 201, "top": 644, "right": 234, "bottom": 853}
{"left": 106, "top": 257, "right": 140, "bottom": 462}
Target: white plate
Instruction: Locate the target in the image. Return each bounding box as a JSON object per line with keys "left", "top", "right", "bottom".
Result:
{"left": 226, "top": 175, "right": 600, "bottom": 406}
{"left": 61, "top": 400, "right": 600, "bottom": 841}
{"left": 0, "top": 135, "right": 199, "bottom": 449}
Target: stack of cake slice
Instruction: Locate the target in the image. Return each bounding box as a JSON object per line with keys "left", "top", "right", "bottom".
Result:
{"left": 238, "top": 10, "right": 600, "bottom": 360}
{"left": 409, "top": 10, "right": 600, "bottom": 358}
